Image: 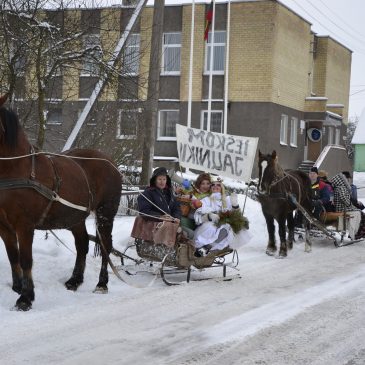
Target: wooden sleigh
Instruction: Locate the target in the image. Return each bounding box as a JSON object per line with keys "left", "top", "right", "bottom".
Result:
{"left": 293, "top": 198, "right": 364, "bottom": 247}
{"left": 112, "top": 216, "right": 240, "bottom": 285}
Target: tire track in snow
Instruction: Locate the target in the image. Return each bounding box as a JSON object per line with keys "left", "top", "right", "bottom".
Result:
{"left": 203, "top": 266, "right": 365, "bottom": 347}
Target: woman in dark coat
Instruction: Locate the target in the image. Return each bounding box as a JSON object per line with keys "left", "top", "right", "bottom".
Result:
{"left": 137, "top": 167, "right": 181, "bottom": 222}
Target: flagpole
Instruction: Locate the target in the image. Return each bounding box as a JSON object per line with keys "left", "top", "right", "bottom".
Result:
{"left": 207, "top": 0, "right": 216, "bottom": 132}
{"left": 223, "top": 0, "right": 231, "bottom": 134}
{"left": 187, "top": 0, "right": 195, "bottom": 129}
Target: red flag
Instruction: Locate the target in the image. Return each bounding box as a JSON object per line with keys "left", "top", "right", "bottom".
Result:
{"left": 204, "top": 0, "right": 213, "bottom": 41}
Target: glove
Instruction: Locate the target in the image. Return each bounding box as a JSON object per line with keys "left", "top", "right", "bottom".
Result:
{"left": 201, "top": 214, "right": 210, "bottom": 223}
{"left": 230, "top": 193, "right": 239, "bottom": 208}
{"left": 208, "top": 213, "right": 220, "bottom": 223}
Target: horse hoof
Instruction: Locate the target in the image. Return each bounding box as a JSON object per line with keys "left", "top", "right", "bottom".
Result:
{"left": 266, "top": 249, "right": 276, "bottom": 256}
{"left": 15, "top": 296, "right": 32, "bottom": 311}
{"left": 276, "top": 254, "right": 287, "bottom": 259}
{"left": 65, "top": 278, "right": 82, "bottom": 291}
{"left": 93, "top": 286, "right": 108, "bottom": 294}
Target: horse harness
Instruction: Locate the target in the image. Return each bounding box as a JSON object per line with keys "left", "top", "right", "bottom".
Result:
{"left": 0, "top": 147, "right": 92, "bottom": 225}
{"left": 259, "top": 171, "right": 303, "bottom": 205}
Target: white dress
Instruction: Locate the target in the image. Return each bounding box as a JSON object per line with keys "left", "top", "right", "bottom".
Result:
{"left": 193, "top": 193, "right": 234, "bottom": 250}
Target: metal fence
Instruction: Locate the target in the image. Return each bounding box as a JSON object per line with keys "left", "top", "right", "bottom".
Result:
{"left": 117, "top": 190, "right": 140, "bottom": 216}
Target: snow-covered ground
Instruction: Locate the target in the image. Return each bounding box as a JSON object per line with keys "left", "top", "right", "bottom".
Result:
{"left": 1, "top": 174, "right": 365, "bottom": 365}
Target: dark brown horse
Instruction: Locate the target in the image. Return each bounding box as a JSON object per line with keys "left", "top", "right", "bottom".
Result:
{"left": 0, "top": 94, "right": 122, "bottom": 310}
{"left": 257, "top": 150, "right": 312, "bottom": 258}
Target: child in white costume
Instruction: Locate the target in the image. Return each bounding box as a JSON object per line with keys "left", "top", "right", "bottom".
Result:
{"left": 193, "top": 178, "right": 243, "bottom": 256}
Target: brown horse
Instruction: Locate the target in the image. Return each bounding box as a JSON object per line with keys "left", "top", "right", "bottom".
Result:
{"left": 0, "top": 94, "right": 122, "bottom": 310}
{"left": 257, "top": 150, "right": 312, "bottom": 258}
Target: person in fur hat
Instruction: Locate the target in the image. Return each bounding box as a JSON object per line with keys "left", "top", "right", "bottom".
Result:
{"left": 193, "top": 177, "right": 244, "bottom": 256}
{"left": 137, "top": 167, "right": 181, "bottom": 222}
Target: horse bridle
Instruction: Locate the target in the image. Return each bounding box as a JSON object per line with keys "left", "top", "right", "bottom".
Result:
{"left": 258, "top": 161, "right": 304, "bottom": 201}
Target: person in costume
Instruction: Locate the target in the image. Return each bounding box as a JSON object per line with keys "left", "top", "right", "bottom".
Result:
{"left": 193, "top": 177, "right": 242, "bottom": 256}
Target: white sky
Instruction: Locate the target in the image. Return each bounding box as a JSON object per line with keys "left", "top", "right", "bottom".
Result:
{"left": 80, "top": 0, "right": 365, "bottom": 119}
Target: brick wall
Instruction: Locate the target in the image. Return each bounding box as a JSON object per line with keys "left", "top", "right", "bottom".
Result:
{"left": 271, "top": 3, "right": 312, "bottom": 111}
{"left": 228, "top": 1, "right": 275, "bottom": 102}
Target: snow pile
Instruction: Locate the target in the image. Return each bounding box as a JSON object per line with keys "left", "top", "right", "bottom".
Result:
{"left": 0, "top": 174, "right": 365, "bottom": 364}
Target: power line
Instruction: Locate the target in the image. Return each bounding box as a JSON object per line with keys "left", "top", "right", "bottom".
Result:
{"left": 318, "top": 0, "right": 365, "bottom": 39}
{"left": 289, "top": 0, "right": 365, "bottom": 55}
{"left": 304, "top": 0, "right": 365, "bottom": 46}
{"left": 350, "top": 88, "right": 365, "bottom": 96}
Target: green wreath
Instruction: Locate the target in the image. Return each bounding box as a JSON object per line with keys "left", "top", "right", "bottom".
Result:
{"left": 215, "top": 209, "right": 249, "bottom": 234}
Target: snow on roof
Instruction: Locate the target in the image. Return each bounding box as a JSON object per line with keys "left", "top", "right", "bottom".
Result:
{"left": 352, "top": 108, "right": 365, "bottom": 144}
{"left": 326, "top": 110, "right": 342, "bottom": 119}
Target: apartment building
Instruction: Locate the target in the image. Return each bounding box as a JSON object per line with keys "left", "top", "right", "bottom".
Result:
{"left": 3, "top": 0, "right": 352, "bottom": 171}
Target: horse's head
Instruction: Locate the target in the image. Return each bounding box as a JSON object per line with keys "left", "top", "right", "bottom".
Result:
{"left": 258, "top": 150, "right": 278, "bottom": 193}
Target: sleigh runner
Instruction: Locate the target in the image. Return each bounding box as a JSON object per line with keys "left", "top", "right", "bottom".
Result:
{"left": 112, "top": 216, "right": 240, "bottom": 285}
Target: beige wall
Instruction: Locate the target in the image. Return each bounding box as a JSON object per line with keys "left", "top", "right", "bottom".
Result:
{"left": 312, "top": 37, "right": 352, "bottom": 121}
{"left": 138, "top": 7, "right": 154, "bottom": 101}
{"left": 62, "top": 10, "right": 81, "bottom": 101}
{"left": 228, "top": 1, "right": 276, "bottom": 102}
{"left": 100, "top": 8, "right": 121, "bottom": 101}
{"left": 312, "top": 37, "right": 328, "bottom": 97}
{"left": 271, "top": 3, "right": 312, "bottom": 111}
{"left": 323, "top": 37, "right": 352, "bottom": 121}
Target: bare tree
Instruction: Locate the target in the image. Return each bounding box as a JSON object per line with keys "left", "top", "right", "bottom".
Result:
{"left": 345, "top": 115, "right": 359, "bottom": 160}
{"left": 0, "top": 0, "right": 150, "bottom": 161}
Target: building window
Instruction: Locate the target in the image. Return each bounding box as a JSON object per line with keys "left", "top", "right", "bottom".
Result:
{"left": 81, "top": 35, "right": 102, "bottom": 76}
{"left": 117, "top": 109, "right": 139, "bottom": 139}
{"left": 46, "top": 109, "right": 62, "bottom": 125}
{"left": 280, "top": 114, "right": 288, "bottom": 145}
{"left": 158, "top": 110, "right": 179, "bottom": 140}
{"left": 122, "top": 33, "right": 140, "bottom": 75}
{"left": 201, "top": 110, "right": 223, "bottom": 133}
{"left": 204, "top": 31, "right": 226, "bottom": 74}
{"left": 335, "top": 128, "right": 340, "bottom": 145}
{"left": 290, "top": 117, "right": 298, "bottom": 147}
{"left": 162, "top": 33, "right": 181, "bottom": 75}
{"left": 328, "top": 127, "right": 334, "bottom": 145}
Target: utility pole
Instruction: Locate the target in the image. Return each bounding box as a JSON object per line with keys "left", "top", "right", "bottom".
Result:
{"left": 140, "top": 0, "right": 165, "bottom": 185}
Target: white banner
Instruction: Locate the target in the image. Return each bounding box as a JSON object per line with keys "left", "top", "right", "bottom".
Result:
{"left": 176, "top": 124, "right": 258, "bottom": 182}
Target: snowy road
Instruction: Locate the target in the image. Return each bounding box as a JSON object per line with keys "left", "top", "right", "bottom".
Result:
{"left": 1, "top": 177, "right": 365, "bottom": 364}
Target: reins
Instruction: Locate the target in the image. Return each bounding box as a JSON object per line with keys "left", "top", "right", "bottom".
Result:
{"left": 0, "top": 150, "right": 176, "bottom": 220}
{"left": 259, "top": 161, "right": 305, "bottom": 205}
